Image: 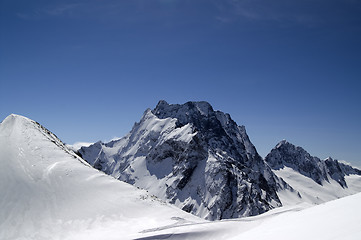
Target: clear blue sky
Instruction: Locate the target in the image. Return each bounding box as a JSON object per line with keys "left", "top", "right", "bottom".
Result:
{"left": 1, "top": 0, "right": 361, "bottom": 167}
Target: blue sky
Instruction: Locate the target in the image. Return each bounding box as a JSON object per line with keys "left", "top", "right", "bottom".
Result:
{"left": 1, "top": 0, "right": 361, "bottom": 166}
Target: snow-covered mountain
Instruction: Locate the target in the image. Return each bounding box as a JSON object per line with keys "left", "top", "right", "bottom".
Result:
{"left": 80, "top": 101, "right": 361, "bottom": 220}
{"left": 0, "top": 114, "right": 202, "bottom": 240}
{"left": 1, "top": 113, "right": 361, "bottom": 239}
{"left": 266, "top": 140, "right": 361, "bottom": 205}
{"left": 265, "top": 140, "right": 361, "bottom": 187}
{"left": 79, "top": 100, "right": 293, "bottom": 220}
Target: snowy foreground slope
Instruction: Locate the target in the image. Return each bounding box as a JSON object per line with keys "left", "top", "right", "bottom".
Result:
{"left": 0, "top": 114, "right": 202, "bottom": 240}
{"left": 1, "top": 114, "right": 361, "bottom": 240}
{"left": 137, "top": 192, "right": 361, "bottom": 240}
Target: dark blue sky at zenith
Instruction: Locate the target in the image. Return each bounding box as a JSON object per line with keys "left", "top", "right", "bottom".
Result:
{"left": 1, "top": 0, "right": 361, "bottom": 166}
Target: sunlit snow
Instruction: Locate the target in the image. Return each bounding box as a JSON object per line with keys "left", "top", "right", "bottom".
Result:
{"left": 1, "top": 114, "right": 360, "bottom": 240}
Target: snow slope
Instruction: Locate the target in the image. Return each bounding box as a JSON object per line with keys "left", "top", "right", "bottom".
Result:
{"left": 266, "top": 140, "right": 361, "bottom": 188}
{"left": 0, "top": 114, "right": 202, "bottom": 240}
{"left": 266, "top": 140, "right": 361, "bottom": 206}
{"left": 1, "top": 114, "right": 360, "bottom": 240}
{"left": 274, "top": 167, "right": 361, "bottom": 206}
{"left": 132, "top": 192, "right": 361, "bottom": 240}
{"left": 79, "top": 101, "right": 361, "bottom": 221}
{"left": 229, "top": 192, "right": 361, "bottom": 240}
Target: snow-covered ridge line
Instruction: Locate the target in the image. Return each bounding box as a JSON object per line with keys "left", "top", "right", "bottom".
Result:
{"left": 0, "top": 112, "right": 203, "bottom": 239}
{"left": 79, "top": 101, "right": 288, "bottom": 220}
{"left": 1, "top": 108, "right": 361, "bottom": 239}
{"left": 2, "top": 114, "right": 90, "bottom": 167}
{"left": 266, "top": 139, "right": 361, "bottom": 188}
{"left": 79, "top": 100, "right": 361, "bottom": 221}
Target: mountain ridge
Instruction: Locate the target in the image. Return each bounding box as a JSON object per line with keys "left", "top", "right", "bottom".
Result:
{"left": 265, "top": 139, "right": 361, "bottom": 188}
{"left": 2, "top": 112, "right": 361, "bottom": 239}
{"left": 79, "top": 101, "right": 291, "bottom": 220}
{"left": 0, "top": 112, "right": 202, "bottom": 239}
{"left": 79, "top": 100, "right": 361, "bottom": 220}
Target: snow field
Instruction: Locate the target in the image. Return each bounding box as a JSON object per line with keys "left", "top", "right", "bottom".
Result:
{"left": 1, "top": 114, "right": 361, "bottom": 240}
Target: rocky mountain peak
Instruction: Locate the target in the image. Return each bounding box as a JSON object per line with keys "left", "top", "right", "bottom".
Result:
{"left": 152, "top": 100, "right": 216, "bottom": 130}
{"left": 151, "top": 101, "right": 260, "bottom": 161}
{"left": 265, "top": 140, "right": 361, "bottom": 188}
{"left": 153, "top": 100, "right": 214, "bottom": 117}
{"left": 275, "top": 139, "right": 290, "bottom": 148}
{"left": 79, "top": 101, "right": 285, "bottom": 220}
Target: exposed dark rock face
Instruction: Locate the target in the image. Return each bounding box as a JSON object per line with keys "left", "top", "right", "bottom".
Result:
{"left": 80, "top": 100, "right": 285, "bottom": 220}
{"left": 80, "top": 101, "right": 361, "bottom": 220}
{"left": 265, "top": 140, "right": 361, "bottom": 188}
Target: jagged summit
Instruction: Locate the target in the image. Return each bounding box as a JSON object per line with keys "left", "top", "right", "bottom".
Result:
{"left": 265, "top": 140, "right": 361, "bottom": 188}
{"left": 1, "top": 113, "right": 361, "bottom": 240}
{"left": 266, "top": 140, "right": 326, "bottom": 184}
{"left": 153, "top": 100, "right": 214, "bottom": 118}
{"left": 3, "top": 104, "right": 361, "bottom": 229}
{"left": 78, "top": 100, "right": 361, "bottom": 220}
{"left": 79, "top": 100, "right": 284, "bottom": 220}
{"left": 275, "top": 139, "right": 289, "bottom": 148}
{"left": 152, "top": 100, "right": 259, "bottom": 161}
{"left": 152, "top": 100, "right": 217, "bottom": 131}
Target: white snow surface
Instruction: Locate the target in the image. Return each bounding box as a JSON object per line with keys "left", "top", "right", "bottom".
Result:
{"left": 1, "top": 114, "right": 361, "bottom": 240}
{"left": 79, "top": 109, "right": 199, "bottom": 209}
{"left": 79, "top": 107, "right": 287, "bottom": 220}
{"left": 0, "top": 114, "right": 202, "bottom": 240}
{"left": 134, "top": 192, "right": 361, "bottom": 240}
{"left": 79, "top": 105, "right": 361, "bottom": 221}
{"left": 274, "top": 166, "right": 361, "bottom": 206}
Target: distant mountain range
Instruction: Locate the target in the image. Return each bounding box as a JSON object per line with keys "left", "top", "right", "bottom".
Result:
{"left": 78, "top": 100, "right": 361, "bottom": 220}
